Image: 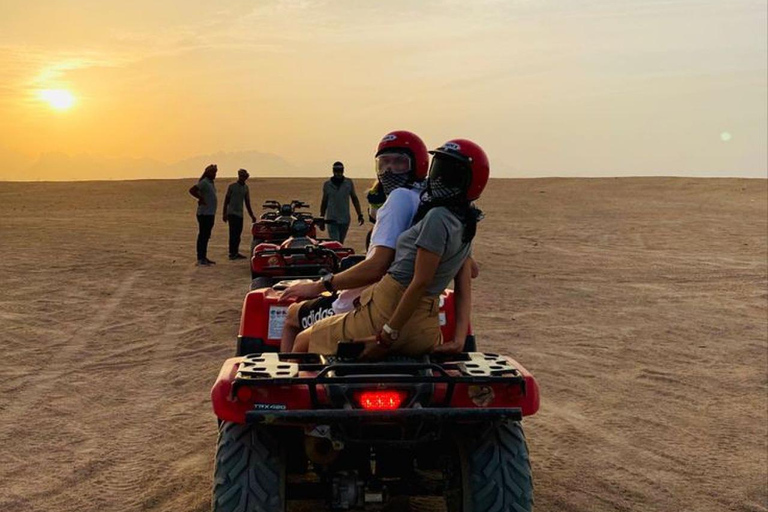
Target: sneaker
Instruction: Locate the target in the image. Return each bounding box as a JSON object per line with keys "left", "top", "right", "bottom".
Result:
{"left": 196, "top": 259, "right": 211, "bottom": 266}
{"left": 204, "top": 258, "right": 216, "bottom": 265}
{"left": 233, "top": 253, "right": 247, "bottom": 260}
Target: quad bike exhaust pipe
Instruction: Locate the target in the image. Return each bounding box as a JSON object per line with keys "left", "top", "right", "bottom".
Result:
{"left": 304, "top": 435, "right": 341, "bottom": 466}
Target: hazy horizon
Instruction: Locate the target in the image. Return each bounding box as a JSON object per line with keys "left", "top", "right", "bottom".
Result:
{"left": 2, "top": 0, "right": 766, "bottom": 180}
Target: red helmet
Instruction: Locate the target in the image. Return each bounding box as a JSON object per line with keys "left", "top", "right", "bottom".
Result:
{"left": 375, "top": 130, "right": 429, "bottom": 180}
{"left": 428, "top": 139, "right": 489, "bottom": 201}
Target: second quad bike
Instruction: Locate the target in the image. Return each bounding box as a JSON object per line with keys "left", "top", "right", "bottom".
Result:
{"left": 250, "top": 217, "right": 355, "bottom": 283}
{"left": 249, "top": 200, "right": 321, "bottom": 255}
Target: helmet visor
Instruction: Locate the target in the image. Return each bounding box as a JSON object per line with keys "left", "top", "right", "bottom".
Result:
{"left": 376, "top": 152, "right": 412, "bottom": 176}
{"left": 428, "top": 153, "right": 471, "bottom": 190}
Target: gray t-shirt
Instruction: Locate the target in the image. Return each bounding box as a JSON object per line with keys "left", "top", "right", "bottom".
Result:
{"left": 226, "top": 181, "right": 249, "bottom": 217}
{"left": 323, "top": 179, "right": 356, "bottom": 223}
{"left": 196, "top": 177, "right": 217, "bottom": 216}
{"left": 388, "top": 207, "right": 472, "bottom": 295}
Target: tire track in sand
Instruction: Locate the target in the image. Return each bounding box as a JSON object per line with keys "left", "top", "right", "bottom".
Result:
{"left": 87, "top": 268, "right": 208, "bottom": 512}
{"left": 0, "top": 270, "right": 142, "bottom": 423}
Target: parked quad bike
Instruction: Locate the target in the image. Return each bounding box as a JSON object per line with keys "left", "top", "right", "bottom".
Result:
{"left": 250, "top": 217, "right": 355, "bottom": 284}
{"left": 249, "top": 200, "right": 321, "bottom": 256}
{"left": 211, "top": 279, "right": 536, "bottom": 511}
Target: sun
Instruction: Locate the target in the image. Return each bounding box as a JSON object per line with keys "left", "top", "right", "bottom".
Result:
{"left": 38, "top": 89, "right": 75, "bottom": 111}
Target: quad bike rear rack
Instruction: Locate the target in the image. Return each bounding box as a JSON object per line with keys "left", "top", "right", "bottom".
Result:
{"left": 232, "top": 352, "right": 527, "bottom": 425}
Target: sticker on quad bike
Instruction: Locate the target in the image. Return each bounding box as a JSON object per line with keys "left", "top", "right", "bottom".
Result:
{"left": 268, "top": 306, "right": 289, "bottom": 339}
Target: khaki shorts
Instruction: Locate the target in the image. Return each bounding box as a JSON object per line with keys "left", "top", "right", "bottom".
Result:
{"left": 306, "top": 274, "right": 441, "bottom": 357}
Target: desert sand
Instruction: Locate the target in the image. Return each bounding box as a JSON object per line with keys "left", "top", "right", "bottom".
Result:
{"left": 0, "top": 177, "right": 766, "bottom": 512}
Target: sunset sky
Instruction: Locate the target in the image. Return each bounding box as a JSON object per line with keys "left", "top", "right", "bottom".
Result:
{"left": 1, "top": 0, "right": 766, "bottom": 180}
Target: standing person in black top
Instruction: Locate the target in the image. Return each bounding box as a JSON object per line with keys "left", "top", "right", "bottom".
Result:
{"left": 223, "top": 169, "right": 257, "bottom": 260}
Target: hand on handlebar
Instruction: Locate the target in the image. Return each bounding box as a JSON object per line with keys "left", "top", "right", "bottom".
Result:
{"left": 279, "top": 280, "right": 324, "bottom": 301}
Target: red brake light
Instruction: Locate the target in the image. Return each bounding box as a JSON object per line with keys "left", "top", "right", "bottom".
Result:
{"left": 235, "top": 385, "right": 253, "bottom": 402}
{"left": 356, "top": 390, "right": 407, "bottom": 410}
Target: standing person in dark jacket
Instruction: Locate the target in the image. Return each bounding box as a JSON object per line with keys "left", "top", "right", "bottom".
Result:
{"left": 320, "top": 161, "right": 364, "bottom": 243}
{"left": 188, "top": 164, "right": 218, "bottom": 266}
{"left": 223, "top": 169, "right": 257, "bottom": 260}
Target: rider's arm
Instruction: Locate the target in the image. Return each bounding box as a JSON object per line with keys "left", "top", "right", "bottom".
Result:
{"left": 432, "top": 258, "right": 472, "bottom": 354}
{"left": 333, "top": 246, "right": 393, "bottom": 289}
{"left": 384, "top": 247, "right": 440, "bottom": 334}
{"left": 280, "top": 246, "right": 395, "bottom": 300}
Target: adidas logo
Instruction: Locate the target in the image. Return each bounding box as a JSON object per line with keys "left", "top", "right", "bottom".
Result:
{"left": 301, "top": 307, "right": 335, "bottom": 329}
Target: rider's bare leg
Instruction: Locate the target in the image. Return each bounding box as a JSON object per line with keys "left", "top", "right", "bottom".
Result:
{"left": 280, "top": 302, "right": 303, "bottom": 352}
{"left": 292, "top": 329, "right": 311, "bottom": 353}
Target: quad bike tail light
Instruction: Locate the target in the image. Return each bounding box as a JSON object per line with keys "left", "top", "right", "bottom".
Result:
{"left": 235, "top": 385, "right": 253, "bottom": 402}
{"left": 355, "top": 390, "right": 407, "bottom": 411}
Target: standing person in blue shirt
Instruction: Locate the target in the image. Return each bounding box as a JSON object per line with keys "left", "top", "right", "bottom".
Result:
{"left": 188, "top": 164, "right": 218, "bottom": 266}
{"left": 222, "top": 168, "right": 257, "bottom": 260}
{"left": 320, "top": 161, "right": 364, "bottom": 243}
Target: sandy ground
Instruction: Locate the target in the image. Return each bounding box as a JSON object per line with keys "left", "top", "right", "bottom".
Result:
{"left": 0, "top": 177, "right": 766, "bottom": 512}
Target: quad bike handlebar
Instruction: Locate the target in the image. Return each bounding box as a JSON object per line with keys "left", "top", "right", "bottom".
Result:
{"left": 261, "top": 200, "right": 310, "bottom": 211}
{"left": 258, "top": 244, "right": 342, "bottom": 263}
{"left": 261, "top": 200, "right": 281, "bottom": 209}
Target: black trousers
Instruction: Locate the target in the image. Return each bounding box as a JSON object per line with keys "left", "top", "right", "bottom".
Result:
{"left": 228, "top": 214, "right": 244, "bottom": 256}
{"left": 196, "top": 215, "right": 215, "bottom": 261}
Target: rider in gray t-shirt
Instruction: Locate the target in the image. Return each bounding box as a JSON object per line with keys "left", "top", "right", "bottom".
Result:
{"left": 388, "top": 207, "right": 472, "bottom": 296}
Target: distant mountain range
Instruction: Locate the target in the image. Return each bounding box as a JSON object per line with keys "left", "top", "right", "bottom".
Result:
{"left": 0, "top": 149, "right": 350, "bottom": 181}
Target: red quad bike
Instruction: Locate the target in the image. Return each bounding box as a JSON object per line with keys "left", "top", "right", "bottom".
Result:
{"left": 211, "top": 285, "right": 540, "bottom": 511}
{"left": 250, "top": 217, "right": 355, "bottom": 286}
{"left": 250, "top": 200, "right": 321, "bottom": 256}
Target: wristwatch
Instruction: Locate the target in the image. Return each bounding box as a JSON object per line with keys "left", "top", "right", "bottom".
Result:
{"left": 382, "top": 323, "right": 399, "bottom": 341}
{"left": 320, "top": 273, "right": 335, "bottom": 293}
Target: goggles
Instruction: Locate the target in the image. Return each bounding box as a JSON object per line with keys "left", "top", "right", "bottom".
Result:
{"left": 428, "top": 153, "right": 471, "bottom": 190}
{"left": 375, "top": 152, "right": 412, "bottom": 176}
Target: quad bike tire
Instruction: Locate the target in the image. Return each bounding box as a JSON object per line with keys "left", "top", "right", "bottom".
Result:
{"left": 250, "top": 276, "right": 274, "bottom": 291}
{"left": 212, "top": 422, "right": 286, "bottom": 512}
{"left": 449, "top": 420, "right": 533, "bottom": 512}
